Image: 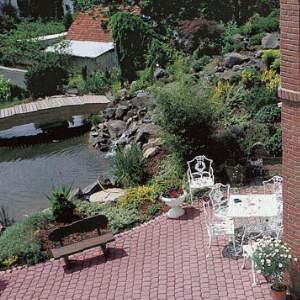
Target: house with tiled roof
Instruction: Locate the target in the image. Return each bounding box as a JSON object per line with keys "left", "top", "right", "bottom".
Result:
{"left": 46, "top": 5, "right": 141, "bottom": 75}
{"left": 46, "top": 6, "right": 117, "bottom": 75}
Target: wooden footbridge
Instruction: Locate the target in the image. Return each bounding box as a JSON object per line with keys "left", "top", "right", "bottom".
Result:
{"left": 0, "top": 95, "right": 110, "bottom": 131}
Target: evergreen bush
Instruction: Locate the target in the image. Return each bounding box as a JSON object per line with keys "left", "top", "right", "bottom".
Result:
{"left": 25, "top": 53, "right": 70, "bottom": 98}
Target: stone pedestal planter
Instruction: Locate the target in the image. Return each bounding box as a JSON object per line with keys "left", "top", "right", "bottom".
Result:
{"left": 161, "top": 192, "right": 186, "bottom": 219}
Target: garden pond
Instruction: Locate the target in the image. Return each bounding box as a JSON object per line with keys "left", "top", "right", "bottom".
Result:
{"left": 0, "top": 116, "right": 110, "bottom": 220}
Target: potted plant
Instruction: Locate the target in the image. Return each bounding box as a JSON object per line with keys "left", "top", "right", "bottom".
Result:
{"left": 160, "top": 186, "right": 187, "bottom": 219}
{"left": 252, "top": 237, "right": 298, "bottom": 300}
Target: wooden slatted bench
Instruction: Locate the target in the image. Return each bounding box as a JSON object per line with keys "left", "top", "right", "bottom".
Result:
{"left": 48, "top": 215, "right": 115, "bottom": 267}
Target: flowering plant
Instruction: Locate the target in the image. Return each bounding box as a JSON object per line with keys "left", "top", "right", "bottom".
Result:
{"left": 252, "top": 237, "right": 298, "bottom": 291}
{"left": 163, "top": 186, "right": 185, "bottom": 198}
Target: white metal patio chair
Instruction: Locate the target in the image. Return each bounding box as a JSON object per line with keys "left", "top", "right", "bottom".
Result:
{"left": 263, "top": 176, "right": 283, "bottom": 200}
{"left": 203, "top": 200, "right": 235, "bottom": 258}
{"left": 187, "top": 155, "right": 214, "bottom": 202}
{"left": 209, "top": 183, "right": 230, "bottom": 218}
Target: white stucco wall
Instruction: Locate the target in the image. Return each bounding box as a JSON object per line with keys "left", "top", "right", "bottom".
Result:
{"left": 71, "top": 50, "right": 118, "bottom": 75}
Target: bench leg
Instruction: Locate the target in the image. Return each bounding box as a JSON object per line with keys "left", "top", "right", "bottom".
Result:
{"left": 100, "top": 244, "right": 109, "bottom": 259}
{"left": 63, "top": 256, "right": 70, "bottom": 267}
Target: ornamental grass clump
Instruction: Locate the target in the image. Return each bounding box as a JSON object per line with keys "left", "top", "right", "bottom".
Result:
{"left": 252, "top": 237, "right": 298, "bottom": 291}
{"left": 47, "top": 186, "right": 76, "bottom": 223}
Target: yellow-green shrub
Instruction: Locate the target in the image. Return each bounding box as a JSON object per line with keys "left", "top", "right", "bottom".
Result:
{"left": 119, "top": 185, "right": 158, "bottom": 208}
{"left": 212, "top": 80, "right": 234, "bottom": 102}
{"left": 261, "top": 69, "right": 280, "bottom": 91}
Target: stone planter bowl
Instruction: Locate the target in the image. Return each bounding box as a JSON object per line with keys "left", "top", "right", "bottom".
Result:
{"left": 161, "top": 192, "right": 187, "bottom": 219}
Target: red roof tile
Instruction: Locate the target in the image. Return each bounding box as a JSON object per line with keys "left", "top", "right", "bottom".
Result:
{"left": 67, "top": 8, "right": 112, "bottom": 42}
{"left": 67, "top": 5, "right": 141, "bottom": 43}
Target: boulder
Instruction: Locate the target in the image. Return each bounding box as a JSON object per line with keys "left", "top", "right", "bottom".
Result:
{"left": 82, "top": 181, "right": 101, "bottom": 196}
{"left": 98, "top": 175, "right": 114, "bottom": 189}
{"left": 104, "top": 107, "right": 116, "bottom": 119}
{"left": 131, "top": 93, "right": 155, "bottom": 111}
{"left": 89, "top": 188, "right": 125, "bottom": 203}
{"left": 120, "top": 88, "right": 129, "bottom": 100}
{"left": 135, "top": 123, "right": 162, "bottom": 144}
{"left": 91, "top": 131, "right": 99, "bottom": 137}
{"left": 107, "top": 120, "right": 126, "bottom": 138}
{"left": 154, "top": 67, "right": 166, "bottom": 80}
{"left": 115, "top": 105, "right": 129, "bottom": 119}
{"left": 216, "top": 69, "right": 240, "bottom": 82}
{"left": 232, "top": 33, "right": 244, "bottom": 43}
{"left": 143, "top": 146, "right": 160, "bottom": 159}
{"left": 143, "top": 138, "right": 163, "bottom": 151}
{"left": 261, "top": 33, "right": 280, "bottom": 49}
{"left": 224, "top": 52, "right": 249, "bottom": 68}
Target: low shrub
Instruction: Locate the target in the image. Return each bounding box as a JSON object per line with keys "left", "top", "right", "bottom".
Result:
{"left": 0, "top": 212, "right": 52, "bottom": 267}
{"left": 0, "top": 75, "right": 11, "bottom": 102}
{"left": 79, "top": 71, "right": 111, "bottom": 95}
{"left": 130, "top": 68, "right": 153, "bottom": 94}
{"left": 222, "top": 21, "right": 244, "bottom": 54}
{"left": 151, "top": 154, "right": 186, "bottom": 195}
{"left": 241, "top": 11, "right": 279, "bottom": 36}
{"left": 240, "top": 85, "right": 277, "bottom": 115}
{"left": 266, "top": 127, "right": 282, "bottom": 157}
{"left": 112, "top": 144, "right": 145, "bottom": 187}
{"left": 241, "top": 122, "right": 270, "bottom": 154}
{"left": 119, "top": 185, "right": 158, "bottom": 209}
{"left": 145, "top": 39, "right": 177, "bottom": 69}
{"left": 190, "top": 55, "right": 211, "bottom": 72}
{"left": 262, "top": 50, "right": 280, "bottom": 70}
{"left": 249, "top": 32, "right": 265, "bottom": 46}
{"left": 147, "top": 203, "right": 161, "bottom": 217}
{"left": 47, "top": 186, "right": 76, "bottom": 223}
{"left": 255, "top": 105, "right": 281, "bottom": 123}
{"left": 25, "top": 53, "right": 70, "bottom": 98}
{"left": 76, "top": 202, "right": 141, "bottom": 234}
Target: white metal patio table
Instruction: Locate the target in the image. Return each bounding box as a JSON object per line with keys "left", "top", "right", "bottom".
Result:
{"left": 226, "top": 194, "right": 280, "bottom": 255}
{"left": 227, "top": 194, "right": 279, "bottom": 219}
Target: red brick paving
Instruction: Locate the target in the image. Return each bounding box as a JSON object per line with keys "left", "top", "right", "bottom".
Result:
{"left": 0, "top": 203, "right": 272, "bottom": 299}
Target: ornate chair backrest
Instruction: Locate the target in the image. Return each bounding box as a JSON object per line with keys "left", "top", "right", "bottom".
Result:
{"left": 263, "top": 176, "right": 283, "bottom": 197}
{"left": 209, "top": 183, "right": 230, "bottom": 214}
{"left": 187, "top": 155, "right": 214, "bottom": 182}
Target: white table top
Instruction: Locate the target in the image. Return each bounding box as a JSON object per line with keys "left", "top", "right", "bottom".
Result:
{"left": 227, "top": 194, "right": 279, "bottom": 218}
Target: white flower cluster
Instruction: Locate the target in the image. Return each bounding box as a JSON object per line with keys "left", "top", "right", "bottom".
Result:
{"left": 252, "top": 237, "right": 298, "bottom": 279}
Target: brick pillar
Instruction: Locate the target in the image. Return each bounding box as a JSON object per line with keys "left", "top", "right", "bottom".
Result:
{"left": 279, "top": 0, "right": 300, "bottom": 296}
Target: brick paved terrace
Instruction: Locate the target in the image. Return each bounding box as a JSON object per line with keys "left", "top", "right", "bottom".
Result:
{"left": 0, "top": 202, "right": 272, "bottom": 300}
